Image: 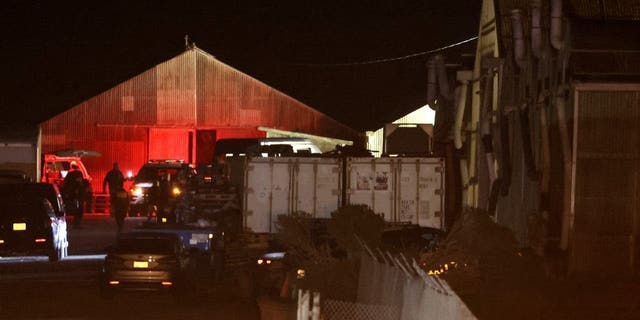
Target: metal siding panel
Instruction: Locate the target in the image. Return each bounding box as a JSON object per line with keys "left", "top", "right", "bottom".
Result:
{"left": 572, "top": 88, "right": 640, "bottom": 275}
{"left": 270, "top": 160, "right": 292, "bottom": 232}
{"left": 574, "top": 90, "right": 640, "bottom": 236}
{"left": 346, "top": 158, "right": 394, "bottom": 222}
{"left": 494, "top": 104, "right": 539, "bottom": 247}
{"left": 395, "top": 158, "right": 445, "bottom": 229}
{"left": 568, "top": 0, "right": 640, "bottom": 20}
{"left": 156, "top": 52, "right": 196, "bottom": 125}
{"left": 245, "top": 159, "right": 272, "bottom": 233}
{"left": 293, "top": 158, "right": 341, "bottom": 219}
{"left": 244, "top": 158, "right": 292, "bottom": 233}
{"left": 84, "top": 126, "right": 148, "bottom": 193}
{"left": 148, "top": 128, "right": 191, "bottom": 161}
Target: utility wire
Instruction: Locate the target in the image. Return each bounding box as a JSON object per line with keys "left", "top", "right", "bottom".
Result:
{"left": 283, "top": 36, "right": 478, "bottom": 67}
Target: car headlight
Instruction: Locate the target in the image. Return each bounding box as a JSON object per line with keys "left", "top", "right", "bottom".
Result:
{"left": 172, "top": 186, "right": 181, "bottom": 196}
{"left": 131, "top": 187, "right": 143, "bottom": 197}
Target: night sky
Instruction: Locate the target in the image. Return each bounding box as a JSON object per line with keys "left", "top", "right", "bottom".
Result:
{"left": 0, "top": 1, "right": 480, "bottom": 131}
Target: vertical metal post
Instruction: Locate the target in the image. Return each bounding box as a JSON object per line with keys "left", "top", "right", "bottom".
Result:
{"left": 311, "top": 292, "right": 321, "bottom": 320}
{"left": 268, "top": 158, "right": 274, "bottom": 233}
{"left": 313, "top": 160, "right": 318, "bottom": 217}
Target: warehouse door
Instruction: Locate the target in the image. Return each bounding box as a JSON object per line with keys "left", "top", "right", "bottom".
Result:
{"left": 196, "top": 130, "right": 216, "bottom": 165}
{"left": 148, "top": 128, "right": 193, "bottom": 163}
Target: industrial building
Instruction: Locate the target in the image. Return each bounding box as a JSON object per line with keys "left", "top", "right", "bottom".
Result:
{"left": 39, "top": 45, "right": 364, "bottom": 192}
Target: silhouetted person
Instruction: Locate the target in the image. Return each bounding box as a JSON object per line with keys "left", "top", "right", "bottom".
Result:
{"left": 103, "top": 163, "right": 127, "bottom": 231}
{"left": 62, "top": 164, "right": 86, "bottom": 228}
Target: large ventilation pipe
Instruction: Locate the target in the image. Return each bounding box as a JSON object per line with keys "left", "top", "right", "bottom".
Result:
{"left": 510, "top": 9, "right": 526, "bottom": 69}
{"left": 480, "top": 71, "right": 496, "bottom": 185}
{"left": 556, "top": 87, "right": 572, "bottom": 250}
{"left": 426, "top": 57, "right": 438, "bottom": 110}
{"left": 454, "top": 71, "right": 473, "bottom": 149}
{"left": 530, "top": 0, "right": 543, "bottom": 59}
{"left": 434, "top": 55, "right": 451, "bottom": 100}
{"left": 551, "top": 0, "right": 565, "bottom": 50}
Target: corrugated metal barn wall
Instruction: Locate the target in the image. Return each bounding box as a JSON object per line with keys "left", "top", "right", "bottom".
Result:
{"left": 42, "top": 48, "right": 364, "bottom": 194}
{"left": 571, "top": 85, "right": 640, "bottom": 275}
{"left": 40, "top": 56, "right": 167, "bottom": 192}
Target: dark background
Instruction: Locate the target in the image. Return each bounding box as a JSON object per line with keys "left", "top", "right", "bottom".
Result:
{"left": 0, "top": 1, "right": 480, "bottom": 131}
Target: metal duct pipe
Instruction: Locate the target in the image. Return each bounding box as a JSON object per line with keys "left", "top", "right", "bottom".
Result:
{"left": 556, "top": 86, "right": 572, "bottom": 250}
{"left": 426, "top": 57, "right": 438, "bottom": 110}
{"left": 551, "top": 0, "right": 564, "bottom": 50}
{"left": 434, "top": 55, "right": 450, "bottom": 100}
{"left": 454, "top": 71, "right": 472, "bottom": 149}
{"left": 539, "top": 95, "right": 551, "bottom": 195}
{"left": 530, "top": 0, "right": 543, "bottom": 59}
{"left": 510, "top": 9, "right": 526, "bottom": 69}
{"left": 480, "top": 72, "right": 496, "bottom": 184}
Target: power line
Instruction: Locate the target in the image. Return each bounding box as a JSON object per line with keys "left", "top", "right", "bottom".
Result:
{"left": 283, "top": 36, "right": 478, "bottom": 67}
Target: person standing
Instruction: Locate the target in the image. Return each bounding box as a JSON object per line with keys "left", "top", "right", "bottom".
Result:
{"left": 62, "top": 163, "right": 86, "bottom": 228}
{"left": 103, "top": 162, "right": 127, "bottom": 231}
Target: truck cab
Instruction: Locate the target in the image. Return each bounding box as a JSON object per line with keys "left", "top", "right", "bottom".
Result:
{"left": 41, "top": 154, "right": 92, "bottom": 187}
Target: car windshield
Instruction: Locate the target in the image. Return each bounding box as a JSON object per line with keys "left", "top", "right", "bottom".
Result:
{"left": 114, "top": 237, "right": 176, "bottom": 254}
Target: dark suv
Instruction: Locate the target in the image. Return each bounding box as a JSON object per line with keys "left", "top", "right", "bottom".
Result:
{"left": 0, "top": 182, "right": 68, "bottom": 261}
{"left": 129, "top": 160, "right": 194, "bottom": 221}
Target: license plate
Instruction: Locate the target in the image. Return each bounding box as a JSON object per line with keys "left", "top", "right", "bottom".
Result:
{"left": 13, "top": 223, "right": 26, "bottom": 231}
{"left": 133, "top": 261, "right": 148, "bottom": 268}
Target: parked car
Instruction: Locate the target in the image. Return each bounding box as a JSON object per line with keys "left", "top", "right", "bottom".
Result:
{"left": 253, "top": 240, "right": 289, "bottom": 295}
{"left": 0, "top": 182, "right": 66, "bottom": 217}
{"left": 0, "top": 183, "right": 68, "bottom": 262}
{"left": 100, "top": 231, "right": 194, "bottom": 297}
{"left": 128, "top": 160, "right": 195, "bottom": 221}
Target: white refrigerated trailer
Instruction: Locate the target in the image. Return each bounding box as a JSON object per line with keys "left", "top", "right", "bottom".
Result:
{"left": 228, "top": 156, "right": 445, "bottom": 234}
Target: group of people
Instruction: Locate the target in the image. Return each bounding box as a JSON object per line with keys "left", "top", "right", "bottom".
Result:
{"left": 61, "top": 162, "right": 127, "bottom": 232}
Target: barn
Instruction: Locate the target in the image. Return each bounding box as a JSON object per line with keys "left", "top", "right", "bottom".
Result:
{"left": 39, "top": 45, "right": 364, "bottom": 193}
